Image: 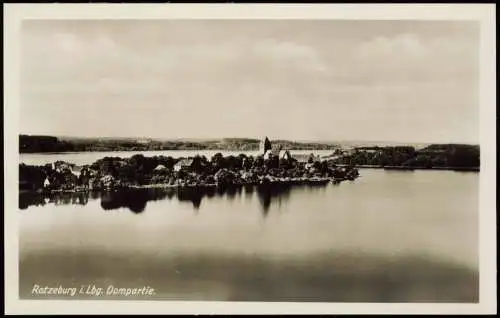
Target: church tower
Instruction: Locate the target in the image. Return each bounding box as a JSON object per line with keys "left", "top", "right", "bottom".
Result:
{"left": 259, "top": 136, "right": 272, "bottom": 155}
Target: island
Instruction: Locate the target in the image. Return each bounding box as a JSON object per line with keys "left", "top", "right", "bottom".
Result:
{"left": 19, "top": 136, "right": 480, "bottom": 194}
{"left": 19, "top": 139, "right": 360, "bottom": 194}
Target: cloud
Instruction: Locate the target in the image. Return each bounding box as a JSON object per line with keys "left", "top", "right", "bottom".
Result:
{"left": 140, "top": 39, "right": 327, "bottom": 76}
{"left": 252, "top": 40, "right": 327, "bottom": 72}
{"left": 22, "top": 30, "right": 121, "bottom": 77}
{"left": 20, "top": 20, "right": 479, "bottom": 143}
{"left": 23, "top": 30, "right": 328, "bottom": 98}
{"left": 310, "top": 31, "right": 480, "bottom": 87}
{"left": 358, "top": 33, "right": 429, "bottom": 60}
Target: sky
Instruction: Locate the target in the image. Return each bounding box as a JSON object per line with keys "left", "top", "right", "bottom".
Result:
{"left": 20, "top": 20, "right": 479, "bottom": 144}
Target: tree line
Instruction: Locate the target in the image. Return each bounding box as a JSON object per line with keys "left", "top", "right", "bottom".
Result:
{"left": 332, "top": 144, "right": 479, "bottom": 169}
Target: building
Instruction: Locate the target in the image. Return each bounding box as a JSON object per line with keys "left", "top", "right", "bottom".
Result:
{"left": 341, "top": 147, "right": 356, "bottom": 156}
{"left": 100, "top": 175, "right": 114, "bottom": 187}
{"left": 136, "top": 138, "right": 152, "bottom": 144}
{"left": 118, "top": 160, "right": 128, "bottom": 167}
{"left": 321, "top": 154, "right": 342, "bottom": 161}
{"left": 71, "top": 166, "right": 83, "bottom": 177}
{"left": 263, "top": 150, "right": 271, "bottom": 160}
{"left": 293, "top": 153, "right": 318, "bottom": 163}
{"left": 260, "top": 136, "right": 293, "bottom": 161}
{"left": 263, "top": 144, "right": 283, "bottom": 160}
{"left": 259, "top": 136, "right": 272, "bottom": 155}
{"left": 305, "top": 162, "right": 315, "bottom": 170}
{"left": 174, "top": 159, "right": 194, "bottom": 172}
{"left": 281, "top": 150, "right": 293, "bottom": 161}
{"left": 154, "top": 164, "right": 168, "bottom": 172}
{"left": 53, "top": 161, "right": 74, "bottom": 172}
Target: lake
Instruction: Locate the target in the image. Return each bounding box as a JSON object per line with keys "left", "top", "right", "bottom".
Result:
{"left": 18, "top": 151, "right": 479, "bottom": 302}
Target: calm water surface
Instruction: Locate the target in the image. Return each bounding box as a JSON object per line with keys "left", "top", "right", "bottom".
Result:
{"left": 19, "top": 152, "right": 479, "bottom": 302}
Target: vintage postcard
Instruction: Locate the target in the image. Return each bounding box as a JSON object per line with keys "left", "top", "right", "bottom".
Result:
{"left": 4, "top": 3, "right": 496, "bottom": 315}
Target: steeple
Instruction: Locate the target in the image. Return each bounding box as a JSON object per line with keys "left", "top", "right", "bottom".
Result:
{"left": 259, "top": 136, "right": 272, "bottom": 155}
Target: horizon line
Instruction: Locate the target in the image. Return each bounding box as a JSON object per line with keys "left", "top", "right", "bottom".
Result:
{"left": 18, "top": 133, "right": 480, "bottom": 146}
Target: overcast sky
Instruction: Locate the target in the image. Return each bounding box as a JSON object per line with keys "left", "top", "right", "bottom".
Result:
{"left": 21, "top": 20, "right": 479, "bottom": 143}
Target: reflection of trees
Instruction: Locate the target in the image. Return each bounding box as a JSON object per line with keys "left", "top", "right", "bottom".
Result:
{"left": 256, "top": 184, "right": 292, "bottom": 217}
{"left": 19, "top": 191, "right": 91, "bottom": 210}
{"left": 225, "top": 186, "right": 239, "bottom": 201}
{"left": 19, "top": 183, "right": 329, "bottom": 215}
{"left": 205, "top": 187, "right": 216, "bottom": 198}
{"left": 244, "top": 185, "right": 254, "bottom": 195}
{"left": 177, "top": 187, "right": 204, "bottom": 210}
{"left": 255, "top": 183, "right": 330, "bottom": 217}
{"left": 101, "top": 189, "right": 168, "bottom": 213}
{"left": 90, "top": 191, "right": 101, "bottom": 200}
{"left": 71, "top": 193, "right": 88, "bottom": 205}
{"left": 99, "top": 187, "right": 208, "bottom": 213}
{"left": 19, "top": 192, "right": 46, "bottom": 210}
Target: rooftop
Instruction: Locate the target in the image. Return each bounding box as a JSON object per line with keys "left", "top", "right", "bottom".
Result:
{"left": 175, "top": 158, "right": 194, "bottom": 166}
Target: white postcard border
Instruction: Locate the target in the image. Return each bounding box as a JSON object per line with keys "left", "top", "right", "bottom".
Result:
{"left": 4, "top": 3, "right": 496, "bottom": 315}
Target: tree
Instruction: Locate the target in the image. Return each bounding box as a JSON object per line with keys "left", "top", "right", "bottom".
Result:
{"left": 243, "top": 156, "right": 254, "bottom": 170}
{"left": 265, "top": 156, "right": 279, "bottom": 170}
{"left": 191, "top": 155, "right": 209, "bottom": 173}
{"left": 279, "top": 158, "right": 291, "bottom": 169}
{"left": 211, "top": 153, "right": 225, "bottom": 170}
{"left": 225, "top": 155, "right": 240, "bottom": 170}
{"left": 19, "top": 164, "right": 47, "bottom": 190}
{"left": 252, "top": 155, "right": 263, "bottom": 169}
{"left": 307, "top": 154, "right": 314, "bottom": 164}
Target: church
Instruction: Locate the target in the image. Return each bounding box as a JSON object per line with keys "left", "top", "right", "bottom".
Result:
{"left": 259, "top": 136, "right": 292, "bottom": 160}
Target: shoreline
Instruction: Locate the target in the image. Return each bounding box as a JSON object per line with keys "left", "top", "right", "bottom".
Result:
{"left": 18, "top": 149, "right": 334, "bottom": 155}
{"left": 342, "top": 165, "right": 480, "bottom": 172}
{"left": 20, "top": 177, "right": 351, "bottom": 195}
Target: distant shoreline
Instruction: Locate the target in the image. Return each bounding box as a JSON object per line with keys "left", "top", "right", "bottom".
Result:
{"left": 336, "top": 164, "right": 480, "bottom": 172}
{"left": 19, "top": 134, "right": 479, "bottom": 154}
{"left": 18, "top": 135, "right": 343, "bottom": 154}
{"left": 19, "top": 149, "right": 335, "bottom": 155}
{"left": 18, "top": 147, "right": 338, "bottom": 154}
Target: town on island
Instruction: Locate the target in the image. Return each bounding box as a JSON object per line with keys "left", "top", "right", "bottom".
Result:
{"left": 19, "top": 136, "right": 479, "bottom": 194}
{"left": 20, "top": 137, "right": 362, "bottom": 193}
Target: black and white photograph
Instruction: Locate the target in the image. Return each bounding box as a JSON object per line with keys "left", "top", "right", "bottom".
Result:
{"left": 4, "top": 3, "right": 496, "bottom": 315}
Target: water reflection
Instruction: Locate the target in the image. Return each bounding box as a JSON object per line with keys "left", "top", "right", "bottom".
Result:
{"left": 18, "top": 170, "right": 480, "bottom": 303}
{"left": 19, "top": 183, "right": 330, "bottom": 216}
{"left": 19, "top": 191, "right": 90, "bottom": 209}
{"left": 256, "top": 184, "right": 291, "bottom": 216}
{"left": 101, "top": 190, "right": 149, "bottom": 214}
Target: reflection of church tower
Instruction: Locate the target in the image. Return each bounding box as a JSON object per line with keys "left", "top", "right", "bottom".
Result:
{"left": 260, "top": 137, "right": 272, "bottom": 155}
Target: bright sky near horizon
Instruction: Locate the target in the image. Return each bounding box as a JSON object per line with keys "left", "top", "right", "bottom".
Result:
{"left": 21, "top": 19, "right": 479, "bottom": 144}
